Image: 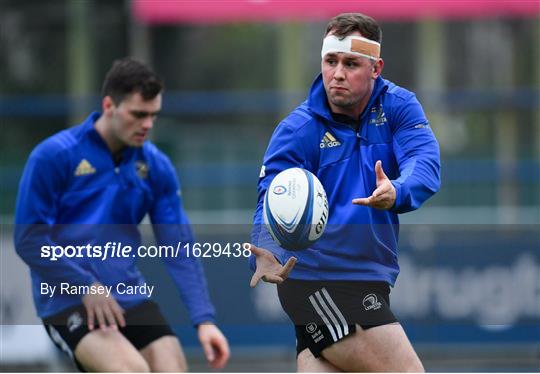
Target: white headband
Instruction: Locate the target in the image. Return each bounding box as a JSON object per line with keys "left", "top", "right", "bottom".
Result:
{"left": 321, "top": 35, "right": 381, "bottom": 60}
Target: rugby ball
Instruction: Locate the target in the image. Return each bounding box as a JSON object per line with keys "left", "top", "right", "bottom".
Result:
{"left": 263, "top": 168, "right": 329, "bottom": 251}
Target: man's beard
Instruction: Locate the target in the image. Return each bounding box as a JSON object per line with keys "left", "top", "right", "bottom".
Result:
{"left": 328, "top": 92, "right": 359, "bottom": 109}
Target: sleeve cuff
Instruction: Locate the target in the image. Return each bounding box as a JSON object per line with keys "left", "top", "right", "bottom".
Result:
{"left": 390, "top": 180, "right": 403, "bottom": 213}
{"left": 192, "top": 314, "right": 216, "bottom": 327}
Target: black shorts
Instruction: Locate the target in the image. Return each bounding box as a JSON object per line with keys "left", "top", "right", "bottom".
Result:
{"left": 42, "top": 300, "right": 175, "bottom": 371}
{"left": 277, "top": 279, "right": 398, "bottom": 358}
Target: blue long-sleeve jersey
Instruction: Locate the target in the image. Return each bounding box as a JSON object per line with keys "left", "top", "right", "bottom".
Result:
{"left": 14, "top": 112, "right": 215, "bottom": 325}
{"left": 252, "top": 75, "right": 441, "bottom": 285}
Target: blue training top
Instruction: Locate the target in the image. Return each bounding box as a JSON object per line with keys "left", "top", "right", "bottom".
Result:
{"left": 251, "top": 74, "right": 441, "bottom": 285}
{"left": 14, "top": 112, "right": 215, "bottom": 325}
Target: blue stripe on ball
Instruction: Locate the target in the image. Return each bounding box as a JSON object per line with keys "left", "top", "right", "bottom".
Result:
{"left": 264, "top": 168, "right": 317, "bottom": 251}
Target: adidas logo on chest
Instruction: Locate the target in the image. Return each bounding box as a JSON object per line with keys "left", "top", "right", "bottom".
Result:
{"left": 74, "top": 159, "right": 96, "bottom": 176}
{"left": 319, "top": 131, "right": 341, "bottom": 149}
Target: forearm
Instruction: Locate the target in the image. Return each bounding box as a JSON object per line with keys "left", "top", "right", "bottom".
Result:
{"left": 390, "top": 153, "right": 440, "bottom": 213}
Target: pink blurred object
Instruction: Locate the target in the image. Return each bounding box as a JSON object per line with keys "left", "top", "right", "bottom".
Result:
{"left": 132, "top": 0, "right": 540, "bottom": 24}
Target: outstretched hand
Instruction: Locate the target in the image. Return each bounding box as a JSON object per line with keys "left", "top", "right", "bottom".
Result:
{"left": 352, "top": 160, "right": 396, "bottom": 210}
{"left": 249, "top": 244, "right": 296, "bottom": 287}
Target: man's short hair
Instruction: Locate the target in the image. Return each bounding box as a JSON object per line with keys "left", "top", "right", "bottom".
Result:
{"left": 101, "top": 57, "right": 163, "bottom": 105}
{"left": 325, "top": 13, "right": 382, "bottom": 43}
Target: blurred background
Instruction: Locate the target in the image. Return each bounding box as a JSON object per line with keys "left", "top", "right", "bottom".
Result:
{"left": 1, "top": 0, "right": 539, "bottom": 372}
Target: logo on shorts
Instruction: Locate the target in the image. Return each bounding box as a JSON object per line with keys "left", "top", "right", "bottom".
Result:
{"left": 306, "top": 322, "right": 318, "bottom": 334}
{"left": 67, "top": 312, "right": 83, "bottom": 332}
{"left": 363, "top": 294, "right": 382, "bottom": 311}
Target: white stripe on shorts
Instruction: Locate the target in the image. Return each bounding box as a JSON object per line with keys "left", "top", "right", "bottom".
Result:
{"left": 314, "top": 291, "right": 343, "bottom": 339}
{"left": 321, "top": 287, "right": 349, "bottom": 336}
{"left": 48, "top": 325, "right": 74, "bottom": 359}
{"left": 308, "top": 294, "right": 338, "bottom": 342}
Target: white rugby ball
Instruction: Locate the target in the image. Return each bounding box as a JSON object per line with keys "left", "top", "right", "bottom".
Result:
{"left": 263, "top": 168, "right": 329, "bottom": 251}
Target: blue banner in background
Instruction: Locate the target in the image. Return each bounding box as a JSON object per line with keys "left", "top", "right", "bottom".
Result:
{"left": 394, "top": 225, "right": 540, "bottom": 345}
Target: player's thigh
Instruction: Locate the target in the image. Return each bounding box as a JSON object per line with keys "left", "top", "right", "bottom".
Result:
{"left": 75, "top": 329, "right": 150, "bottom": 372}
{"left": 322, "top": 323, "right": 424, "bottom": 372}
{"left": 120, "top": 301, "right": 183, "bottom": 371}
{"left": 297, "top": 348, "right": 342, "bottom": 373}
{"left": 139, "top": 335, "right": 188, "bottom": 372}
